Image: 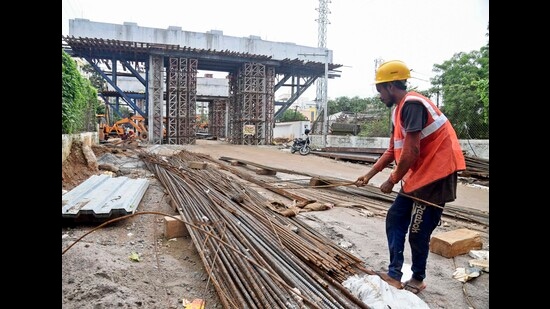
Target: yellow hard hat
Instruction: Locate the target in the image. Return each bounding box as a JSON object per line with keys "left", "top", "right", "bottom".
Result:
{"left": 375, "top": 60, "right": 411, "bottom": 84}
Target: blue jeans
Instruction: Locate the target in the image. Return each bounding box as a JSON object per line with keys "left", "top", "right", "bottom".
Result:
{"left": 386, "top": 194, "right": 444, "bottom": 282}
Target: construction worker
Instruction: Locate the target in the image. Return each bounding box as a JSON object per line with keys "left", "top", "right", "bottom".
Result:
{"left": 355, "top": 60, "right": 466, "bottom": 294}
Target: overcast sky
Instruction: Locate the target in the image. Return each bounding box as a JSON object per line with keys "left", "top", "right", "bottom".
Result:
{"left": 62, "top": 0, "right": 489, "bottom": 100}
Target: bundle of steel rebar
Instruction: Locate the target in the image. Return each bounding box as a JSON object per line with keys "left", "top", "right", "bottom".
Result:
{"left": 140, "top": 150, "right": 372, "bottom": 309}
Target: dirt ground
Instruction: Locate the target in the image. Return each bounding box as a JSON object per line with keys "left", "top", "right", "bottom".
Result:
{"left": 61, "top": 139, "right": 489, "bottom": 309}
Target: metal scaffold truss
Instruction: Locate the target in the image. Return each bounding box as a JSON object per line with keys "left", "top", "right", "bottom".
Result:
{"left": 211, "top": 99, "right": 228, "bottom": 138}
{"left": 230, "top": 63, "right": 274, "bottom": 145}
{"left": 166, "top": 57, "right": 198, "bottom": 144}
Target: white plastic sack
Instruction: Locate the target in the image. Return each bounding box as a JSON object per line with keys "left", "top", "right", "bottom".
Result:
{"left": 343, "top": 274, "right": 430, "bottom": 309}
{"left": 469, "top": 249, "right": 489, "bottom": 260}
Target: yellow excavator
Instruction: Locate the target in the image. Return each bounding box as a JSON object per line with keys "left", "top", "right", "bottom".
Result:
{"left": 97, "top": 114, "right": 149, "bottom": 141}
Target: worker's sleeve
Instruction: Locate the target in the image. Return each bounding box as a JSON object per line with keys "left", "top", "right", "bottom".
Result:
{"left": 401, "top": 101, "right": 426, "bottom": 132}
{"left": 372, "top": 137, "right": 395, "bottom": 172}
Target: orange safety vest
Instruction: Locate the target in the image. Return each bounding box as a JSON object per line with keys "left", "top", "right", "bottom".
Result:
{"left": 392, "top": 91, "right": 466, "bottom": 193}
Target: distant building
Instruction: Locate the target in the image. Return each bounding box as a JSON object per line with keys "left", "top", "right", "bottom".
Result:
{"left": 297, "top": 100, "right": 318, "bottom": 121}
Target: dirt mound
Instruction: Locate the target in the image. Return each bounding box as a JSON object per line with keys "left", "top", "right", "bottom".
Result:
{"left": 62, "top": 141, "right": 100, "bottom": 190}
{"left": 62, "top": 142, "right": 132, "bottom": 191}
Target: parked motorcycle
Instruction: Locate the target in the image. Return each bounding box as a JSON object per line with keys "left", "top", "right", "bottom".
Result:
{"left": 290, "top": 129, "right": 311, "bottom": 155}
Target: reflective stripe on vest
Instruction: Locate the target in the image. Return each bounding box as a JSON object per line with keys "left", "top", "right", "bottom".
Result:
{"left": 392, "top": 95, "right": 447, "bottom": 150}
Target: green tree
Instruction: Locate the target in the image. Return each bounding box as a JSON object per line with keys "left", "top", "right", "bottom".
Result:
{"left": 358, "top": 97, "right": 391, "bottom": 137}
{"left": 279, "top": 107, "right": 308, "bottom": 122}
{"left": 473, "top": 32, "right": 489, "bottom": 125}
{"left": 430, "top": 27, "right": 489, "bottom": 139}
{"left": 82, "top": 63, "right": 108, "bottom": 91}
{"left": 62, "top": 50, "right": 100, "bottom": 134}
{"left": 328, "top": 96, "right": 367, "bottom": 115}
{"left": 96, "top": 102, "right": 107, "bottom": 115}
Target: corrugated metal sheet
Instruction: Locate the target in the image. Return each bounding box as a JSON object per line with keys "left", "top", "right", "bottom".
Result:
{"left": 62, "top": 174, "right": 149, "bottom": 222}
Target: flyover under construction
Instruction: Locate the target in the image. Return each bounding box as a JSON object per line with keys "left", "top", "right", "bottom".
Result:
{"left": 63, "top": 19, "right": 342, "bottom": 145}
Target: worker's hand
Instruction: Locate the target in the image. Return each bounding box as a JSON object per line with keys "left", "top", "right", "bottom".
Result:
{"left": 355, "top": 175, "right": 371, "bottom": 187}
{"left": 380, "top": 179, "right": 395, "bottom": 194}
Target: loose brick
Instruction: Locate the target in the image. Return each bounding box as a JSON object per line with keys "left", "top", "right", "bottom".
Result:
{"left": 164, "top": 216, "right": 189, "bottom": 239}
{"left": 429, "top": 228, "right": 482, "bottom": 258}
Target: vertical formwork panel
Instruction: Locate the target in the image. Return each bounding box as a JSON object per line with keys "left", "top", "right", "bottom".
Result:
{"left": 148, "top": 55, "right": 164, "bottom": 144}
